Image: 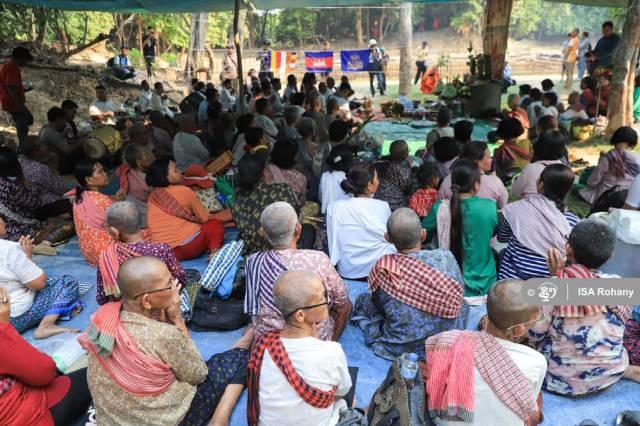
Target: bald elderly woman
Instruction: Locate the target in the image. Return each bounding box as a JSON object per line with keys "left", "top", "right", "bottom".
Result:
{"left": 82, "top": 256, "right": 252, "bottom": 425}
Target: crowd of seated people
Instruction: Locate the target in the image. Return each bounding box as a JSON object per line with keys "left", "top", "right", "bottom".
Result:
{"left": 2, "top": 59, "right": 640, "bottom": 426}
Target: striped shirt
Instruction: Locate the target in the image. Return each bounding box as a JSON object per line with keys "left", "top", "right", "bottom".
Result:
{"left": 497, "top": 212, "right": 580, "bottom": 280}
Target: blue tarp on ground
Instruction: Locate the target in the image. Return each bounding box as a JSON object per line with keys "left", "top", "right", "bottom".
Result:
{"left": 23, "top": 234, "right": 640, "bottom": 426}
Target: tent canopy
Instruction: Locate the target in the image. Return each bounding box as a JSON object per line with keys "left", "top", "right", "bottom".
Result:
{"left": 0, "top": 0, "right": 628, "bottom": 13}
{"left": 0, "top": 0, "right": 457, "bottom": 13}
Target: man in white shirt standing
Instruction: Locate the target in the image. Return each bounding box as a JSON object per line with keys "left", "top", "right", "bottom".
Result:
{"left": 247, "top": 270, "right": 353, "bottom": 426}
{"left": 89, "top": 85, "right": 117, "bottom": 125}
{"left": 427, "top": 279, "right": 547, "bottom": 426}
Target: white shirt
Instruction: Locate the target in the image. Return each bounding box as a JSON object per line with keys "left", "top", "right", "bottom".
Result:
{"left": 326, "top": 197, "right": 396, "bottom": 279}
{"left": 434, "top": 339, "right": 547, "bottom": 426}
{"left": 89, "top": 99, "right": 117, "bottom": 124}
{"left": 625, "top": 175, "right": 640, "bottom": 208}
{"left": 0, "top": 240, "right": 44, "bottom": 317}
{"left": 150, "top": 93, "right": 174, "bottom": 118}
{"left": 220, "top": 87, "right": 236, "bottom": 112}
{"left": 258, "top": 337, "right": 352, "bottom": 426}
{"left": 136, "top": 89, "right": 153, "bottom": 111}
{"left": 559, "top": 108, "right": 589, "bottom": 121}
{"left": 319, "top": 171, "right": 351, "bottom": 214}
{"left": 527, "top": 101, "right": 543, "bottom": 129}
{"left": 539, "top": 105, "right": 559, "bottom": 118}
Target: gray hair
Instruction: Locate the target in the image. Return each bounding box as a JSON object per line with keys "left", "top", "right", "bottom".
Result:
{"left": 106, "top": 201, "right": 142, "bottom": 234}
{"left": 297, "top": 117, "right": 317, "bottom": 139}
{"left": 283, "top": 105, "right": 301, "bottom": 125}
{"left": 387, "top": 208, "right": 422, "bottom": 250}
{"left": 260, "top": 202, "right": 298, "bottom": 248}
{"left": 274, "top": 270, "right": 322, "bottom": 320}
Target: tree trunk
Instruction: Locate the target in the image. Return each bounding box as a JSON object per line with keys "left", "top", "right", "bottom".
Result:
{"left": 34, "top": 8, "right": 47, "bottom": 47}
{"left": 366, "top": 8, "right": 370, "bottom": 40}
{"left": 136, "top": 14, "right": 143, "bottom": 53}
{"left": 399, "top": 3, "right": 413, "bottom": 96}
{"left": 356, "top": 8, "right": 363, "bottom": 47}
{"left": 234, "top": 0, "right": 247, "bottom": 113}
{"left": 606, "top": 0, "right": 640, "bottom": 134}
{"left": 482, "top": 0, "right": 514, "bottom": 80}
{"left": 81, "top": 13, "right": 89, "bottom": 45}
{"left": 379, "top": 11, "right": 385, "bottom": 43}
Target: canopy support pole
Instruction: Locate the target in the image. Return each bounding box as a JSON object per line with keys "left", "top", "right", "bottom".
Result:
{"left": 398, "top": 2, "right": 412, "bottom": 96}
{"left": 605, "top": 0, "right": 640, "bottom": 134}
{"left": 234, "top": 0, "right": 247, "bottom": 114}
{"left": 482, "top": 0, "right": 514, "bottom": 80}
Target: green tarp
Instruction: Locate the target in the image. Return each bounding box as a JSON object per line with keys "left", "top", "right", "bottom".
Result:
{"left": 0, "top": 0, "right": 627, "bottom": 13}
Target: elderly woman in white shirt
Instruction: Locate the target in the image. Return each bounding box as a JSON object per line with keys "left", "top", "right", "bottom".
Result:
{"left": 326, "top": 163, "right": 396, "bottom": 280}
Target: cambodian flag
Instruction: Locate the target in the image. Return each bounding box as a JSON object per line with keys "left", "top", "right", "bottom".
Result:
{"left": 304, "top": 51, "right": 333, "bottom": 72}
{"left": 340, "top": 49, "right": 369, "bottom": 72}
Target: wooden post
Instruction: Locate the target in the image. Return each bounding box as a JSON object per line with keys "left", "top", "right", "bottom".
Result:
{"left": 234, "top": 0, "right": 247, "bottom": 114}
{"left": 399, "top": 3, "right": 413, "bottom": 96}
{"left": 482, "top": 0, "right": 514, "bottom": 80}
{"left": 606, "top": 0, "right": 640, "bottom": 134}
{"left": 356, "top": 8, "right": 363, "bottom": 47}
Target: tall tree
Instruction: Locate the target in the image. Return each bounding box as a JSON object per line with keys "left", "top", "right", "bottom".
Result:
{"left": 234, "top": 0, "right": 246, "bottom": 113}
{"left": 606, "top": 0, "right": 640, "bottom": 133}
{"left": 356, "top": 8, "right": 363, "bottom": 47}
{"left": 399, "top": 3, "right": 413, "bottom": 96}
{"left": 483, "top": 0, "right": 514, "bottom": 79}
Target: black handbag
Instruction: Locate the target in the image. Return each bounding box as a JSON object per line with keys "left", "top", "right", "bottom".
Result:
{"left": 189, "top": 260, "right": 249, "bottom": 331}
{"left": 189, "top": 289, "right": 249, "bottom": 331}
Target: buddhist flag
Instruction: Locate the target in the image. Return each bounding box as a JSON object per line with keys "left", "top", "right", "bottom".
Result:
{"left": 269, "top": 51, "right": 284, "bottom": 73}
{"left": 304, "top": 51, "right": 333, "bottom": 72}
{"left": 286, "top": 52, "right": 297, "bottom": 72}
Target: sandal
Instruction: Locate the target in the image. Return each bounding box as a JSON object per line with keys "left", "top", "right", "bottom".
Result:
{"left": 616, "top": 411, "right": 640, "bottom": 426}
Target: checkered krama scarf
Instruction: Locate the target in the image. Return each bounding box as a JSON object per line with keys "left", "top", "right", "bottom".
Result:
{"left": 148, "top": 188, "right": 201, "bottom": 223}
{"left": 368, "top": 253, "right": 462, "bottom": 318}
{"left": 554, "top": 264, "right": 608, "bottom": 318}
{"left": 247, "top": 330, "right": 336, "bottom": 426}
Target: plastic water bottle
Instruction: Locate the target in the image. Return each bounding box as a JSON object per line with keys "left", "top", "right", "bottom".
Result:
{"left": 400, "top": 353, "right": 419, "bottom": 389}
{"left": 51, "top": 335, "right": 86, "bottom": 373}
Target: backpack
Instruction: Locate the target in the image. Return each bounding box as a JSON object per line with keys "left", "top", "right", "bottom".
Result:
{"left": 367, "top": 359, "right": 431, "bottom": 426}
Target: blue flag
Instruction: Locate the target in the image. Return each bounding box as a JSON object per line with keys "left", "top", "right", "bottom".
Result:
{"left": 340, "top": 49, "right": 369, "bottom": 72}
{"left": 304, "top": 51, "right": 333, "bottom": 72}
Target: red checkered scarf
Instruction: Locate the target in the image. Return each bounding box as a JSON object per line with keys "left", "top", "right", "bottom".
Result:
{"left": 425, "top": 330, "right": 539, "bottom": 424}
{"left": 149, "top": 187, "right": 201, "bottom": 223}
{"left": 98, "top": 241, "right": 143, "bottom": 299}
{"left": 247, "top": 330, "right": 336, "bottom": 426}
{"left": 553, "top": 264, "right": 608, "bottom": 318}
{"left": 368, "top": 253, "right": 462, "bottom": 318}
{"left": 78, "top": 302, "right": 176, "bottom": 396}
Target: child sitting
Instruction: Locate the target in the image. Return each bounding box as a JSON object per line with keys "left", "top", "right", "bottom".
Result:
{"left": 374, "top": 140, "right": 412, "bottom": 211}
{"left": 541, "top": 78, "right": 557, "bottom": 97}
{"left": 530, "top": 219, "right": 640, "bottom": 396}
{"left": 182, "top": 164, "right": 232, "bottom": 226}
{"left": 540, "top": 92, "right": 559, "bottom": 118}
{"left": 116, "top": 144, "right": 155, "bottom": 226}
{"left": 493, "top": 117, "right": 532, "bottom": 182}
{"left": 319, "top": 144, "right": 354, "bottom": 214}
{"left": 426, "top": 108, "right": 454, "bottom": 150}
{"left": 409, "top": 162, "right": 439, "bottom": 218}
{"left": 519, "top": 84, "right": 532, "bottom": 108}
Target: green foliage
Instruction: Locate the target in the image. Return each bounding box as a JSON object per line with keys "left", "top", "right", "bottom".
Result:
{"left": 450, "top": 0, "right": 484, "bottom": 36}
{"left": 127, "top": 48, "right": 144, "bottom": 67}
{"left": 272, "top": 9, "right": 317, "bottom": 47}
{"left": 160, "top": 52, "right": 179, "bottom": 66}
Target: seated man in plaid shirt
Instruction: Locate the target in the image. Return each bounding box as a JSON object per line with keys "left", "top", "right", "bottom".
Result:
{"left": 351, "top": 208, "right": 469, "bottom": 360}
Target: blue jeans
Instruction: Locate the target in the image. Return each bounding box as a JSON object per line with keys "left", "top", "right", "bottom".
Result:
{"left": 578, "top": 56, "right": 587, "bottom": 79}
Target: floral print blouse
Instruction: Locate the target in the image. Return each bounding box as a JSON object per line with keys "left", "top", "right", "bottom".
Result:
{"left": 528, "top": 303, "right": 631, "bottom": 396}
{"left": 231, "top": 183, "right": 297, "bottom": 255}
